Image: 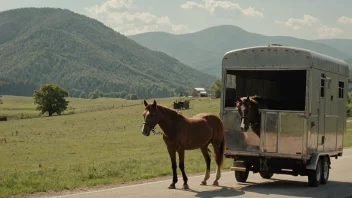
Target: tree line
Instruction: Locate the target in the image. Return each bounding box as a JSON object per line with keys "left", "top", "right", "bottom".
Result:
{"left": 0, "top": 82, "right": 199, "bottom": 100}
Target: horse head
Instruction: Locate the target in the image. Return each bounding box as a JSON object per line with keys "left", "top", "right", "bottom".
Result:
{"left": 235, "top": 96, "right": 260, "bottom": 133}
{"left": 142, "top": 100, "right": 160, "bottom": 136}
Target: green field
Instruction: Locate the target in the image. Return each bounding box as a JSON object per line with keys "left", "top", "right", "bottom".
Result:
{"left": 0, "top": 95, "right": 230, "bottom": 197}
{"left": 0, "top": 95, "right": 351, "bottom": 198}
{"left": 345, "top": 121, "right": 352, "bottom": 147}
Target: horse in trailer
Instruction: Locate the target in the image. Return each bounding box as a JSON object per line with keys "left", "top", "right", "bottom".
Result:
{"left": 141, "top": 100, "right": 225, "bottom": 190}
{"left": 235, "top": 96, "right": 271, "bottom": 138}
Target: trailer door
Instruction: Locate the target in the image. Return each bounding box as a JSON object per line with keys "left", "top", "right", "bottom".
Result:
{"left": 318, "top": 74, "right": 328, "bottom": 152}
{"left": 323, "top": 75, "right": 337, "bottom": 153}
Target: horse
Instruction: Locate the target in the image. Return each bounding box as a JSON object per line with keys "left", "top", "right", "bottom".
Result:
{"left": 141, "top": 100, "right": 225, "bottom": 190}
{"left": 235, "top": 96, "right": 268, "bottom": 138}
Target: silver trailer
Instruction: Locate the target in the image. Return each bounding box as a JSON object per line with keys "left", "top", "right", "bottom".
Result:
{"left": 220, "top": 44, "right": 349, "bottom": 187}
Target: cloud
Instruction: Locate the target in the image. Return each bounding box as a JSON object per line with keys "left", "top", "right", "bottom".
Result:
{"left": 180, "top": 1, "right": 205, "bottom": 9}
{"left": 318, "top": 25, "right": 344, "bottom": 38}
{"left": 180, "top": 0, "right": 264, "bottom": 17}
{"left": 85, "top": 0, "right": 190, "bottom": 35}
{"left": 337, "top": 16, "right": 352, "bottom": 24}
{"left": 275, "top": 15, "right": 320, "bottom": 30}
{"left": 241, "top": 7, "right": 264, "bottom": 18}
{"left": 86, "top": 0, "right": 133, "bottom": 14}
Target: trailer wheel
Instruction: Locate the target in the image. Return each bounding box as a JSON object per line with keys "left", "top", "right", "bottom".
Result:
{"left": 260, "top": 171, "right": 274, "bottom": 179}
{"left": 307, "top": 158, "right": 322, "bottom": 187}
{"left": 235, "top": 170, "right": 249, "bottom": 182}
{"left": 320, "top": 156, "right": 329, "bottom": 185}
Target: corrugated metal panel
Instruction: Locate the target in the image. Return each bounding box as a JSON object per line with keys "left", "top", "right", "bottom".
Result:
{"left": 222, "top": 45, "right": 349, "bottom": 76}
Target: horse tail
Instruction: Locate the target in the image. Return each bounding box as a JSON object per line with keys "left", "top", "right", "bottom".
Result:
{"left": 216, "top": 135, "right": 225, "bottom": 167}
{"left": 204, "top": 114, "right": 225, "bottom": 167}
{"left": 214, "top": 116, "right": 225, "bottom": 167}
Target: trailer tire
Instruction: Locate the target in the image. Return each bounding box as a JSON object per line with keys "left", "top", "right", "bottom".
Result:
{"left": 307, "top": 158, "right": 322, "bottom": 187}
{"left": 260, "top": 172, "right": 274, "bottom": 179}
{"left": 235, "top": 170, "right": 249, "bottom": 182}
{"left": 320, "top": 156, "right": 329, "bottom": 185}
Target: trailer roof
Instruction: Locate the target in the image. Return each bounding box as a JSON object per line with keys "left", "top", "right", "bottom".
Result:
{"left": 222, "top": 45, "right": 349, "bottom": 76}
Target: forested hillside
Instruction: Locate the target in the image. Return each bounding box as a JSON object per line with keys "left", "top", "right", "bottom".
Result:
{"left": 314, "top": 39, "right": 352, "bottom": 58}
{"left": 0, "top": 8, "right": 216, "bottom": 99}
{"left": 129, "top": 25, "right": 351, "bottom": 77}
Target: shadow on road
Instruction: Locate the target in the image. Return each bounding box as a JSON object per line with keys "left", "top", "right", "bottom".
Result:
{"left": 181, "top": 186, "right": 245, "bottom": 198}
{"left": 185, "top": 179, "right": 352, "bottom": 198}
{"left": 240, "top": 179, "right": 352, "bottom": 198}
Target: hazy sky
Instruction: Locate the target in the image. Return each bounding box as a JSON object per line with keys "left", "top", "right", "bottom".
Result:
{"left": 1, "top": 0, "right": 352, "bottom": 39}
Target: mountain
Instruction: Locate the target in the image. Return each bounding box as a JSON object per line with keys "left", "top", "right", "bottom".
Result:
{"left": 314, "top": 39, "right": 352, "bottom": 58}
{"left": 0, "top": 8, "right": 216, "bottom": 98}
{"left": 129, "top": 25, "right": 351, "bottom": 77}
{"left": 346, "top": 58, "right": 352, "bottom": 67}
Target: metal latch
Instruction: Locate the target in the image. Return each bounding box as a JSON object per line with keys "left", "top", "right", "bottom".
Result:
{"left": 322, "top": 136, "right": 325, "bottom": 144}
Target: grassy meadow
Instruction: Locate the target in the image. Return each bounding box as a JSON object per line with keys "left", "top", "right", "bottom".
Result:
{"left": 0, "top": 95, "right": 351, "bottom": 197}
{"left": 0, "top": 95, "right": 229, "bottom": 197}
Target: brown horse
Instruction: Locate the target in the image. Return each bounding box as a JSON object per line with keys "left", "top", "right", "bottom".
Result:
{"left": 141, "top": 100, "right": 225, "bottom": 190}
{"left": 235, "top": 96, "right": 268, "bottom": 138}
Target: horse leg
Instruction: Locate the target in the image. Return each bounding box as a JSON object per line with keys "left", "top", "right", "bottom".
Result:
{"left": 200, "top": 146, "right": 211, "bottom": 185}
{"left": 212, "top": 136, "right": 225, "bottom": 186}
{"left": 167, "top": 146, "right": 178, "bottom": 189}
{"left": 178, "top": 149, "right": 189, "bottom": 190}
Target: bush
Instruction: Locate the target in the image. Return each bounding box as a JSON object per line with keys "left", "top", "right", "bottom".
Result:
{"left": 347, "top": 93, "right": 352, "bottom": 117}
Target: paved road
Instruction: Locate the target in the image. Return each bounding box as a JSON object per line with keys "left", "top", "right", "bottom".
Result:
{"left": 52, "top": 149, "right": 352, "bottom": 198}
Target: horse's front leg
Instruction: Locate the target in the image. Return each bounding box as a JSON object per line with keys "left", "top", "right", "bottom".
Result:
{"left": 178, "top": 149, "right": 189, "bottom": 190}
{"left": 167, "top": 146, "right": 178, "bottom": 189}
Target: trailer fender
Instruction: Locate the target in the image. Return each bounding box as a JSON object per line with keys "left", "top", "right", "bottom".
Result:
{"left": 306, "top": 153, "right": 331, "bottom": 170}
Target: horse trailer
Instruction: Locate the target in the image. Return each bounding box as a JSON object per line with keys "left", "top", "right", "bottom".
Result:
{"left": 220, "top": 44, "right": 349, "bottom": 187}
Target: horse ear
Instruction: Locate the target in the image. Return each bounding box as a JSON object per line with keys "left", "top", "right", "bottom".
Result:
{"left": 144, "top": 100, "right": 148, "bottom": 107}
{"left": 247, "top": 95, "right": 250, "bottom": 100}
{"left": 153, "top": 100, "right": 157, "bottom": 109}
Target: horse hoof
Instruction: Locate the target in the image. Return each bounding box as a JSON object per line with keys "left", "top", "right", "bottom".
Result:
{"left": 212, "top": 181, "right": 219, "bottom": 186}
{"left": 200, "top": 181, "right": 207, "bottom": 185}
{"left": 182, "top": 184, "right": 189, "bottom": 190}
{"left": 168, "top": 184, "right": 176, "bottom": 189}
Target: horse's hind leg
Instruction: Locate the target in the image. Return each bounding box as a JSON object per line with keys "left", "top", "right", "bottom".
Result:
{"left": 200, "top": 146, "right": 211, "bottom": 185}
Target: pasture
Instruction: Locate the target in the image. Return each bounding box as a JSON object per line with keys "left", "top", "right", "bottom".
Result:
{"left": 0, "top": 95, "right": 351, "bottom": 197}
{"left": 0, "top": 96, "right": 230, "bottom": 197}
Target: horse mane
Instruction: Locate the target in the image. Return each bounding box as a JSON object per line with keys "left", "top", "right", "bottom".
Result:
{"left": 148, "top": 104, "right": 186, "bottom": 119}
{"left": 237, "top": 96, "right": 261, "bottom": 108}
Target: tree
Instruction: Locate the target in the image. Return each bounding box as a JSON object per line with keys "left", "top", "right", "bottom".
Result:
{"left": 33, "top": 84, "right": 69, "bottom": 116}
{"left": 0, "top": 84, "right": 3, "bottom": 104}
{"left": 79, "top": 91, "right": 87, "bottom": 98}
{"left": 175, "top": 86, "right": 186, "bottom": 96}
{"left": 347, "top": 93, "right": 352, "bottom": 117}
{"left": 89, "top": 91, "right": 99, "bottom": 99}
{"left": 210, "top": 79, "right": 222, "bottom": 98}
{"left": 125, "top": 94, "right": 138, "bottom": 100}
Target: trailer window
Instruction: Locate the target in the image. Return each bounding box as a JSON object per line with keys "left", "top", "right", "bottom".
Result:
{"left": 226, "top": 74, "right": 236, "bottom": 89}
{"left": 339, "top": 81, "right": 344, "bottom": 98}
{"left": 320, "top": 76, "right": 325, "bottom": 98}
{"left": 224, "top": 72, "right": 237, "bottom": 108}
{"left": 224, "top": 70, "right": 306, "bottom": 111}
